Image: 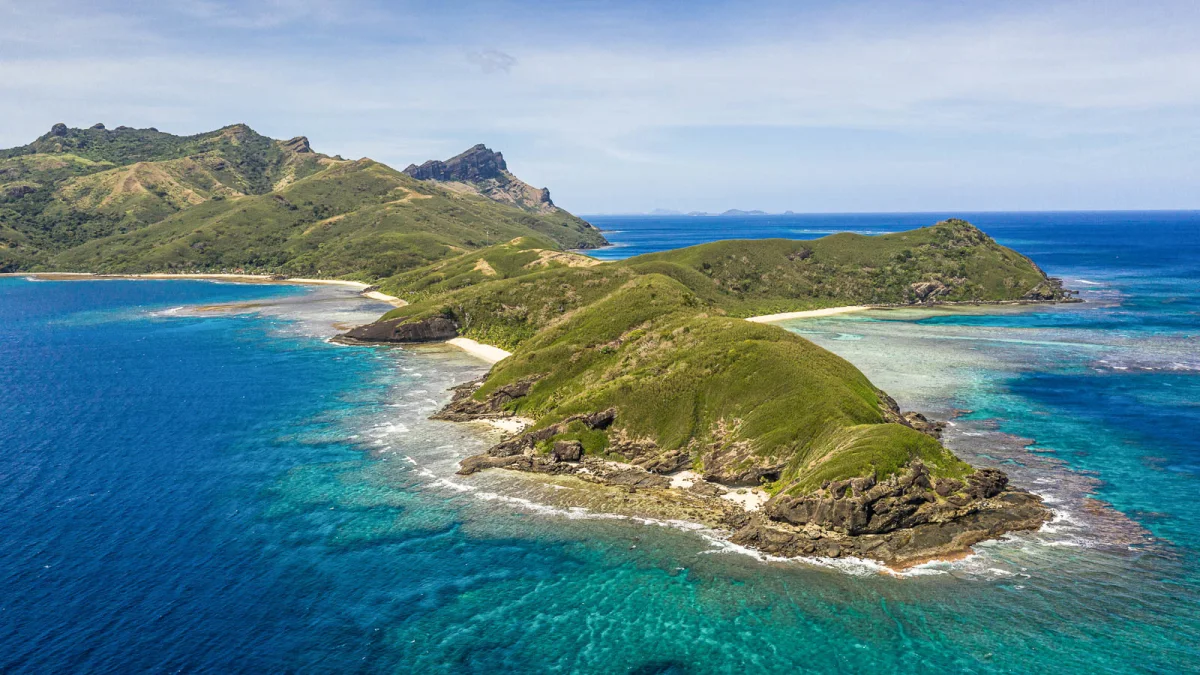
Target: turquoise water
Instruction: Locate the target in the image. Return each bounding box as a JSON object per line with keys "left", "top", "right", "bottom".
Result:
{"left": 3, "top": 212, "right": 1199, "bottom": 673}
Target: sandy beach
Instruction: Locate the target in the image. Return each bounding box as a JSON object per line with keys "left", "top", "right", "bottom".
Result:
{"left": 5, "top": 272, "right": 407, "bottom": 307}
{"left": 447, "top": 337, "right": 512, "bottom": 364}
{"left": 744, "top": 305, "right": 872, "bottom": 323}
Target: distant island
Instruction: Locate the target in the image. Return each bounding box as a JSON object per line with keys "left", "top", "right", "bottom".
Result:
{"left": 646, "top": 209, "right": 775, "bottom": 216}
{"left": 2, "top": 122, "right": 1076, "bottom": 567}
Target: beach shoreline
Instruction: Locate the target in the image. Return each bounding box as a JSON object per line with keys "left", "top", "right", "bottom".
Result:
{"left": 2, "top": 271, "right": 408, "bottom": 307}
{"left": 745, "top": 305, "right": 871, "bottom": 322}
{"left": 447, "top": 337, "right": 512, "bottom": 364}
{"left": 3, "top": 272, "right": 1070, "bottom": 573}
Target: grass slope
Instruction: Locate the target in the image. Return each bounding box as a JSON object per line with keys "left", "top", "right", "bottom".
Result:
{"left": 364, "top": 219, "right": 1058, "bottom": 493}
{"left": 377, "top": 219, "right": 1058, "bottom": 350}
{"left": 625, "top": 219, "right": 1051, "bottom": 316}
{"left": 0, "top": 124, "right": 606, "bottom": 275}
{"left": 473, "top": 274, "right": 969, "bottom": 493}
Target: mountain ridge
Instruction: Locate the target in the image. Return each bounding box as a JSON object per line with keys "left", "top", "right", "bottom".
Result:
{"left": 404, "top": 144, "right": 562, "bottom": 216}
{"left": 0, "top": 124, "right": 606, "bottom": 274}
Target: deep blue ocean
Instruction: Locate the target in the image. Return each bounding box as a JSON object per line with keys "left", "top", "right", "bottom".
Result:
{"left": 2, "top": 211, "right": 1198, "bottom": 673}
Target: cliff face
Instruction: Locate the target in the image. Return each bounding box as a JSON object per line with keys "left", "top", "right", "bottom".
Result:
{"left": 443, "top": 376, "right": 1049, "bottom": 568}
{"left": 0, "top": 125, "right": 607, "bottom": 273}
{"left": 404, "top": 144, "right": 507, "bottom": 182}
{"left": 403, "top": 144, "right": 560, "bottom": 215}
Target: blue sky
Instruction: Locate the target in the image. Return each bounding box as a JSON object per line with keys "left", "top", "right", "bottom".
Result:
{"left": 2, "top": 0, "right": 1197, "bottom": 213}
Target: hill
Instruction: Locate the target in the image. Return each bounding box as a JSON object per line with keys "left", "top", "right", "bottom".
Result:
{"left": 0, "top": 124, "right": 606, "bottom": 274}
{"left": 624, "top": 219, "right": 1067, "bottom": 316}
{"left": 354, "top": 220, "right": 1071, "bottom": 349}
{"left": 342, "top": 220, "right": 1061, "bottom": 565}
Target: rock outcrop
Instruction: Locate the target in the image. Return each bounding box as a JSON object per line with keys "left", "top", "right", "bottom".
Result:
{"left": 443, "top": 381, "right": 1050, "bottom": 568}
{"left": 1023, "top": 277, "right": 1075, "bottom": 301}
{"left": 404, "top": 144, "right": 507, "bottom": 182}
{"left": 3, "top": 184, "right": 37, "bottom": 198}
{"left": 281, "top": 136, "right": 313, "bottom": 154}
{"left": 432, "top": 376, "right": 539, "bottom": 422}
{"left": 909, "top": 279, "right": 954, "bottom": 303}
{"left": 403, "top": 144, "right": 560, "bottom": 215}
{"left": 339, "top": 316, "right": 458, "bottom": 343}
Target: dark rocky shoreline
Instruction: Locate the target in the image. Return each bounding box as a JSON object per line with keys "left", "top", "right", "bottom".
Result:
{"left": 335, "top": 293, "right": 1073, "bottom": 568}
{"left": 440, "top": 376, "right": 1051, "bottom": 569}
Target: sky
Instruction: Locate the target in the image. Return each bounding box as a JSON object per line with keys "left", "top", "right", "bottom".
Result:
{"left": 1, "top": 0, "right": 1198, "bottom": 214}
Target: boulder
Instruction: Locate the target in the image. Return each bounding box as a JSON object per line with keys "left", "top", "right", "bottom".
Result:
{"left": 583, "top": 408, "right": 616, "bottom": 430}
{"left": 903, "top": 411, "right": 946, "bottom": 439}
{"left": 966, "top": 468, "right": 1008, "bottom": 499}
{"left": 3, "top": 184, "right": 36, "bottom": 198}
{"left": 551, "top": 440, "right": 583, "bottom": 462}
{"left": 934, "top": 477, "right": 964, "bottom": 497}
{"left": 910, "top": 280, "right": 951, "bottom": 303}
{"left": 341, "top": 316, "right": 459, "bottom": 343}
{"left": 457, "top": 454, "right": 530, "bottom": 475}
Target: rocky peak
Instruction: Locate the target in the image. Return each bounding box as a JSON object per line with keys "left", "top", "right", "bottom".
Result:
{"left": 403, "top": 144, "right": 507, "bottom": 182}
{"left": 281, "top": 136, "right": 313, "bottom": 153}
{"left": 49, "top": 123, "right": 68, "bottom": 137}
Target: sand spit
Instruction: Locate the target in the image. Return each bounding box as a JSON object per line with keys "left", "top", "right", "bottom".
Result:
{"left": 447, "top": 338, "right": 512, "bottom": 364}
{"left": 7, "top": 272, "right": 406, "bottom": 307}
{"left": 744, "top": 306, "right": 872, "bottom": 323}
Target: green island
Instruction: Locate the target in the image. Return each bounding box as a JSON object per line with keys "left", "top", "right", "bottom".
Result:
{"left": 3, "top": 123, "right": 1073, "bottom": 567}
{"left": 0, "top": 124, "right": 604, "bottom": 274}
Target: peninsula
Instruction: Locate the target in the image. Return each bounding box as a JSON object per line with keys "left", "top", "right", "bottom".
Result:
{"left": 342, "top": 220, "right": 1074, "bottom": 567}
{"left": 2, "top": 123, "right": 1074, "bottom": 567}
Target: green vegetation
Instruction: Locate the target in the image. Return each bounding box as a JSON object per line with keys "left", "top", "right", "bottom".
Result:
{"left": 376, "top": 236, "right": 602, "bottom": 302}
{"left": 373, "top": 219, "right": 1061, "bottom": 352}
{"left": 624, "top": 219, "right": 1052, "bottom": 316}
{"left": 366, "top": 219, "right": 1062, "bottom": 494}
{"left": 468, "top": 273, "right": 970, "bottom": 493}
{"left": 3, "top": 122, "right": 1056, "bottom": 496}
{"left": 378, "top": 257, "right": 636, "bottom": 350}
{"left": 0, "top": 124, "right": 606, "bottom": 274}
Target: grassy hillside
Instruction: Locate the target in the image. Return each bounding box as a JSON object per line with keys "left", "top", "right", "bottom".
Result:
{"left": 370, "top": 219, "right": 1067, "bottom": 350}
{"left": 0, "top": 124, "right": 606, "bottom": 274}
{"left": 376, "top": 236, "right": 602, "bottom": 301}
{"left": 375, "top": 253, "right": 635, "bottom": 349}
{"left": 355, "top": 219, "right": 1067, "bottom": 496}
{"left": 50, "top": 159, "right": 606, "bottom": 278}
{"left": 624, "top": 219, "right": 1057, "bottom": 316}
{"left": 459, "top": 273, "right": 970, "bottom": 493}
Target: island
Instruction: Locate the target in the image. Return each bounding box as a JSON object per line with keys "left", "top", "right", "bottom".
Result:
{"left": 1, "top": 122, "right": 1075, "bottom": 568}
{"left": 342, "top": 220, "right": 1074, "bottom": 568}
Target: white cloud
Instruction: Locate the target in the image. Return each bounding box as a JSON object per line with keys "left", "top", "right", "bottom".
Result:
{"left": 1, "top": 1, "right": 1197, "bottom": 211}
{"left": 467, "top": 49, "right": 517, "bottom": 74}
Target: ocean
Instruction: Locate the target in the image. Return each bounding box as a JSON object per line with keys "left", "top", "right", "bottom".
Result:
{"left": 2, "top": 211, "right": 1198, "bottom": 673}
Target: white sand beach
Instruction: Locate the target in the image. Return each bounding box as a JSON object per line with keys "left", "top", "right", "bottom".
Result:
{"left": 361, "top": 290, "right": 406, "bottom": 306}
{"left": 9, "top": 272, "right": 406, "bottom": 306}
{"left": 447, "top": 337, "right": 512, "bottom": 364}
{"left": 744, "top": 305, "right": 871, "bottom": 323}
